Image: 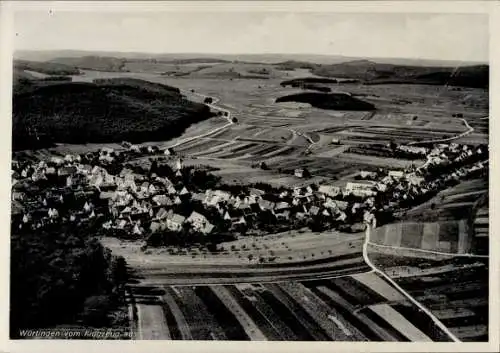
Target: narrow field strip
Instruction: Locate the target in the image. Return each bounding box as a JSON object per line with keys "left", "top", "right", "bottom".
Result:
{"left": 350, "top": 272, "right": 406, "bottom": 302}
{"left": 210, "top": 285, "right": 268, "bottom": 340}
{"left": 136, "top": 304, "right": 171, "bottom": 340}
{"left": 161, "top": 288, "right": 193, "bottom": 340}
{"left": 315, "top": 285, "right": 399, "bottom": 341}
{"left": 368, "top": 304, "right": 433, "bottom": 342}
{"left": 265, "top": 283, "right": 331, "bottom": 341}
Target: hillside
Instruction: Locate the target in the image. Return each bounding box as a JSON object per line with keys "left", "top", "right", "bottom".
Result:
{"left": 48, "top": 56, "right": 128, "bottom": 72}
{"left": 34, "top": 54, "right": 489, "bottom": 88}
{"left": 275, "top": 92, "right": 375, "bottom": 111}
{"left": 14, "top": 60, "right": 81, "bottom": 76}
{"left": 310, "top": 61, "right": 489, "bottom": 89}
{"left": 12, "top": 78, "right": 214, "bottom": 150}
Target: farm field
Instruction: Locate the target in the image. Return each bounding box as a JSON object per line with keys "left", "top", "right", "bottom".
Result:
{"left": 403, "top": 178, "right": 488, "bottom": 223}
{"left": 129, "top": 270, "right": 455, "bottom": 341}
{"left": 63, "top": 66, "right": 489, "bottom": 343}
{"left": 70, "top": 68, "right": 488, "bottom": 184}
{"left": 101, "top": 229, "right": 369, "bottom": 285}
{"left": 472, "top": 199, "right": 489, "bottom": 255}
{"left": 368, "top": 250, "right": 489, "bottom": 342}
{"left": 370, "top": 219, "right": 472, "bottom": 255}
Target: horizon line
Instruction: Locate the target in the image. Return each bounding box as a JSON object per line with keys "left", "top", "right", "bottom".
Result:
{"left": 13, "top": 49, "right": 488, "bottom": 65}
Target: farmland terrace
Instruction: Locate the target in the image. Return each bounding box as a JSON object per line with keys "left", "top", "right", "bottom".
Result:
{"left": 63, "top": 65, "right": 487, "bottom": 190}
{"left": 13, "top": 60, "right": 489, "bottom": 342}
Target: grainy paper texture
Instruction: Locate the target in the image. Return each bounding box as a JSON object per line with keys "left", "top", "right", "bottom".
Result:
{"left": 0, "top": 1, "right": 498, "bottom": 352}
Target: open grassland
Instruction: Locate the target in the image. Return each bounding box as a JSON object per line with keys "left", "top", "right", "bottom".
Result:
{"left": 368, "top": 251, "right": 488, "bottom": 342}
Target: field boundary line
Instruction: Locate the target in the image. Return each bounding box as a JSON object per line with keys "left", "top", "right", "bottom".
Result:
{"left": 367, "top": 241, "right": 489, "bottom": 259}
{"left": 363, "top": 224, "right": 461, "bottom": 342}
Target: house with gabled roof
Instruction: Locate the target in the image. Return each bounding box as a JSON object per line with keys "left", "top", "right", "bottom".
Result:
{"left": 50, "top": 156, "right": 64, "bottom": 166}
{"left": 249, "top": 188, "right": 265, "bottom": 198}
{"left": 323, "top": 197, "right": 338, "bottom": 210}
{"left": 279, "top": 190, "right": 289, "bottom": 198}
{"left": 275, "top": 201, "right": 290, "bottom": 211}
{"left": 150, "top": 221, "right": 162, "bottom": 233}
{"left": 132, "top": 223, "right": 143, "bottom": 236}
{"left": 45, "top": 167, "right": 57, "bottom": 175}
{"left": 202, "top": 222, "right": 215, "bottom": 235}
{"left": 258, "top": 199, "right": 275, "bottom": 211}
{"left": 276, "top": 210, "right": 290, "bottom": 221}
{"left": 318, "top": 185, "right": 341, "bottom": 197}
{"left": 12, "top": 191, "right": 26, "bottom": 202}
{"left": 167, "top": 213, "right": 186, "bottom": 231}
{"left": 191, "top": 192, "right": 205, "bottom": 202}
{"left": 152, "top": 194, "right": 172, "bottom": 206}
{"left": 232, "top": 215, "right": 247, "bottom": 227}
{"left": 166, "top": 184, "right": 177, "bottom": 195}
{"left": 186, "top": 211, "right": 209, "bottom": 230}
{"left": 293, "top": 187, "right": 304, "bottom": 197}
{"left": 308, "top": 205, "right": 320, "bottom": 216}
{"left": 155, "top": 207, "right": 171, "bottom": 221}
{"left": 140, "top": 182, "right": 150, "bottom": 193}
{"left": 336, "top": 211, "right": 347, "bottom": 222}
{"left": 48, "top": 208, "right": 59, "bottom": 219}
{"left": 31, "top": 170, "right": 47, "bottom": 182}
{"left": 389, "top": 170, "right": 404, "bottom": 179}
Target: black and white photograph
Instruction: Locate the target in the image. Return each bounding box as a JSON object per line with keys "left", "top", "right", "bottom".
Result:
{"left": 3, "top": 0, "right": 496, "bottom": 350}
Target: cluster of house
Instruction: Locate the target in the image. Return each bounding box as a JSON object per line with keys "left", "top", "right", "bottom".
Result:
{"left": 419, "top": 143, "right": 485, "bottom": 170}
{"left": 11, "top": 140, "right": 488, "bottom": 238}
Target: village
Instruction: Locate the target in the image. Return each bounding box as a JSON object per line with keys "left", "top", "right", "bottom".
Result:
{"left": 11, "top": 140, "right": 488, "bottom": 249}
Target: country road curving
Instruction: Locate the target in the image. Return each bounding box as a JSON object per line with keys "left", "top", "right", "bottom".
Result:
{"left": 166, "top": 90, "right": 234, "bottom": 149}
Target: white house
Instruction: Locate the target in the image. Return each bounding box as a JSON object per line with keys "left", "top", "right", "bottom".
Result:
{"left": 388, "top": 170, "right": 404, "bottom": 179}
{"left": 345, "top": 181, "right": 376, "bottom": 197}
{"left": 318, "top": 185, "right": 341, "bottom": 197}
{"left": 359, "top": 171, "right": 377, "bottom": 179}
{"left": 407, "top": 174, "right": 425, "bottom": 186}
{"left": 186, "top": 211, "right": 209, "bottom": 231}
{"left": 167, "top": 213, "right": 186, "bottom": 231}
{"left": 48, "top": 208, "right": 59, "bottom": 219}
{"left": 152, "top": 195, "right": 172, "bottom": 206}
{"left": 50, "top": 156, "right": 64, "bottom": 165}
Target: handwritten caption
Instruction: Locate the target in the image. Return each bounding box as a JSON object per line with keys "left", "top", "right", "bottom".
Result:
{"left": 19, "top": 328, "right": 132, "bottom": 339}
